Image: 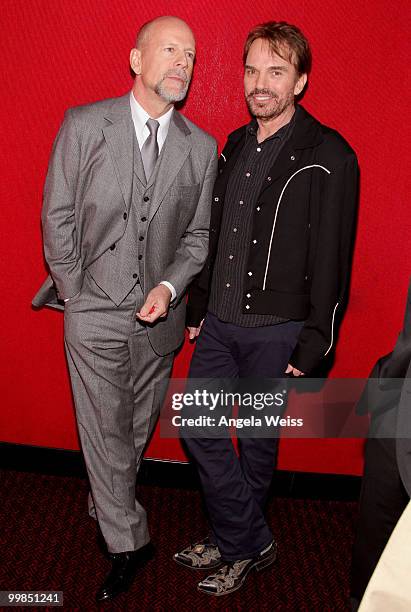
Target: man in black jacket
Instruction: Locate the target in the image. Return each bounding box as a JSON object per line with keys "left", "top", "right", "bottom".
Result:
{"left": 173, "top": 21, "right": 359, "bottom": 596}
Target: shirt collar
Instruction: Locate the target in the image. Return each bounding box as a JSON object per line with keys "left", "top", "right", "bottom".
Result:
{"left": 129, "top": 91, "right": 174, "bottom": 149}
{"left": 247, "top": 107, "right": 297, "bottom": 143}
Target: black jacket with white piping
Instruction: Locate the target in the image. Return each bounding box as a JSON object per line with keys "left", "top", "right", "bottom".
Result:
{"left": 187, "top": 105, "right": 359, "bottom": 373}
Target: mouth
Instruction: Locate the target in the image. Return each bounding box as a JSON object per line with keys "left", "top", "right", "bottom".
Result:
{"left": 165, "top": 74, "right": 187, "bottom": 86}
{"left": 248, "top": 91, "right": 277, "bottom": 104}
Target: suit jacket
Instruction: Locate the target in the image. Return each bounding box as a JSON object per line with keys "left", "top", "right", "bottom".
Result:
{"left": 357, "top": 277, "right": 411, "bottom": 496}
{"left": 32, "top": 93, "right": 218, "bottom": 355}
{"left": 187, "top": 105, "right": 359, "bottom": 373}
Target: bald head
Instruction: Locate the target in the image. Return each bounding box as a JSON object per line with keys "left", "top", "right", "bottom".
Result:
{"left": 135, "top": 16, "right": 194, "bottom": 49}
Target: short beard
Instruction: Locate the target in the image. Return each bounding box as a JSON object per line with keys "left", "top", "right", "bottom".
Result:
{"left": 246, "top": 89, "right": 294, "bottom": 121}
{"left": 155, "top": 70, "right": 189, "bottom": 103}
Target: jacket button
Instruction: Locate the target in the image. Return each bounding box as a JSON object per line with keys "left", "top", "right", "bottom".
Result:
{"left": 138, "top": 255, "right": 142, "bottom": 260}
{"left": 139, "top": 236, "right": 144, "bottom": 241}
{"left": 214, "top": 197, "right": 219, "bottom": 202}
{"left": 211, "top": 228, "right": 216, "bottom": 233}
{"left": 133, "top": 273, "right": 138, "bottom": 279}
{"left": 123, "top": 212, "right": 127, "bottom": 220}
{"left": 109, "top": 244, "right": 115, "bottom": 250}
{"left": 291, "top": 155, "right": 295, "bottom": 161}
{"left": 143, "top": 196, "right": 150, "bottom": 202}
{"left": 141, "top": 216, "right": 147, "bottom": 222}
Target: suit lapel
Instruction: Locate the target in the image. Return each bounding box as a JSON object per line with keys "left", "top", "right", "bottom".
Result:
{"left": 102, "top": 94, "right": 135, "bottom": 208}
{"left": 148, "top": 110, "right": 191, "bottom": 223}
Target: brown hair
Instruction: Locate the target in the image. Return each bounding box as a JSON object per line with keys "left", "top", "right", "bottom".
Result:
{"left": 243, "top": 21, "right": 312, "bottom": 76}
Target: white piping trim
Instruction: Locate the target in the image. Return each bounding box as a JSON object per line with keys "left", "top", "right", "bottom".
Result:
{"left": 262, "top": 165, "right": 331, "bottom": 290}
{"left": 220, "top": 152, "right": 226, "bottom": 162}
{"left": 324, "top": 302, "right": 339, "bottom": 356}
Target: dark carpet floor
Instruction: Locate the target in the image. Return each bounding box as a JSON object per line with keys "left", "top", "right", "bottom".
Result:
{"left": 0, "top": 469, "right": 357, "bottom": 610}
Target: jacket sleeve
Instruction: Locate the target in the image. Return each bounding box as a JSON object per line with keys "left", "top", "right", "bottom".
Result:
{"left": 161, "top": 144, "right": 218, "bottom": 304}
{"left": 289, "top": 152, "right": 359, "bottom": 373}
{"left": 41, "top": 109, "right": 84, "bottom": 301}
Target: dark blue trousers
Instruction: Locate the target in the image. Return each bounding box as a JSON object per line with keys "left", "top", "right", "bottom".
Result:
{"left": 183, "top": 312, "right": 303, "bottom": 561}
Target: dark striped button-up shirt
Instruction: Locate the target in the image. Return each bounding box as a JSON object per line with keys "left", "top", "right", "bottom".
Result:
{"left": 208, "top": 114, "right": 295, "bottom": 327}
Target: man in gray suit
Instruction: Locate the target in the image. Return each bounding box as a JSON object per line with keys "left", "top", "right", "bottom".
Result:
{"left": 33, "top": 16, "right": 217, "bottom": 601}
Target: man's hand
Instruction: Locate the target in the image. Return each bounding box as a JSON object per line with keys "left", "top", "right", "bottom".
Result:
{"left": 136, "top": 284, "right": 171, "bottom": 323}
{"left": 285, "top": 363, "right": 305, "bottom": 377}
{"left": 187, "top": 319, "right": 204, "bottom": 340}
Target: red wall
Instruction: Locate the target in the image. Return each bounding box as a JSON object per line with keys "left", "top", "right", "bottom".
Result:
{"left": 1, "top": 0, "right": 410, "bottom": 474}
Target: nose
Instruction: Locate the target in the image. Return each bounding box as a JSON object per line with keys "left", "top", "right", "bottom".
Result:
{"left": 174, "top": 49, "right": 188, "bottom": 69}
{"left": 255, "top": 71, "right": 268, "bottom": 91}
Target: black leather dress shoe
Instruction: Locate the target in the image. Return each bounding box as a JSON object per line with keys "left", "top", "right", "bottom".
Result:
{"left": 96, "top": 543, "right": 154, "bottom": 602}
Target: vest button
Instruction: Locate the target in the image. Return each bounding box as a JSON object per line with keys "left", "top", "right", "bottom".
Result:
{"left": 123, "top": 212, "right": 127, "bottom": 220}
{"left": 139, "top": 236, "right": 144, "bottom": 241}
{"left": 143, "top": 196, "right": 150, "bottom": 202}
{"left": 141, "top": 217, "right": 147, "bottom": 222}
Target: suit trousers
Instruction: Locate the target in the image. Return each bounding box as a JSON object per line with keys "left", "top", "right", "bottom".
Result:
{"left": 64, "top": 270, "right": 173, "bottom": 553}
{"left": 183, "top": 312, "right": 304, "bottom": 561}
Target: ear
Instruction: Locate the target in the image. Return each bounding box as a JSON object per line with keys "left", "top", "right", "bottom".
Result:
{"left": 130, "top": 48, "right": 142, "bottom": 75}
{"left": 294, "top": 73, "right": 307, "bottom": 96}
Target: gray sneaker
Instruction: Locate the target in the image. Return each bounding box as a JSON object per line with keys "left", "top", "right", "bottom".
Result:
{"left": 197, "top": 540, "right": 277, "bottom": 596}
{"left": 173, "top": 537, "right": 222, "bottom": 570}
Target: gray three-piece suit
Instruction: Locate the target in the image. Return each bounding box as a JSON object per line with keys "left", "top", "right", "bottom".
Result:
{"left": 33, "top": 93, "right": 217, "bottom": 552}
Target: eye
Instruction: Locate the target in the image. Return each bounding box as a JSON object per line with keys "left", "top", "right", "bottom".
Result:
{"left": 245, "top": 68, "right": 255, "bottom": 76}
{"left": 164, "top": 47, "right": 174, "bottom": 53}
{"left": 186, "top": 51, "right": 195, "bottom": 60}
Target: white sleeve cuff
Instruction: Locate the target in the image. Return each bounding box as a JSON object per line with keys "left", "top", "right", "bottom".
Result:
{"left": 159, "top": 281, "right": 176, "bottom": 302}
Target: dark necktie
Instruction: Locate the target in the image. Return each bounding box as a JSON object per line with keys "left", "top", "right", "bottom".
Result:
{"left": 141, "top": 118, "right": 159, "bottom": 182}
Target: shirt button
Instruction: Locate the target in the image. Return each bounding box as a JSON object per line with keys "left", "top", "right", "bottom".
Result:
{"left": 139, "top": 236, "right": 144, "bottom": 241}
{"left": 246, "top": 172, "right": 251, "bottom": 177}
{"left": 143, "top": 196, "right": 150, "bottom": 202}
{"left": 229, "top": 255, "right": 233, "bottom": 260}
{"left": 291, "top": 155, "right": 295, "bottom": 161}
{"left": 248, "top": 271, "right": 253, "bottom": 276}
{"left": 233, "top": 227, "right": 237, "bottom": 233}
{"left": 252, "top": 239, "right": 257, "bottom": 244}
{"left": 267, "top": 176, "right": 271, "bottom": 181}
{"left": 239, "top": 200, "right": 244, "bottom": 205}
{"left": 245, "top": 305, "right": 250, "bottom": 310}
{"left": 214, "top": 197, "right": 219, "bottom": 202}
{"left": 123, "top": 212, "right": 127, "bottom": 220}
{"left": 246, "top": 293, "right": 251, "bottom": 298}
{"left": 256, "top": 147, "right": 261, "bottom": 152}
{"left": 226, "top": 283, "right": 231, "bottom": 288}
{"left": 256, "top": 206, "right": 261, "bottom": 212}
